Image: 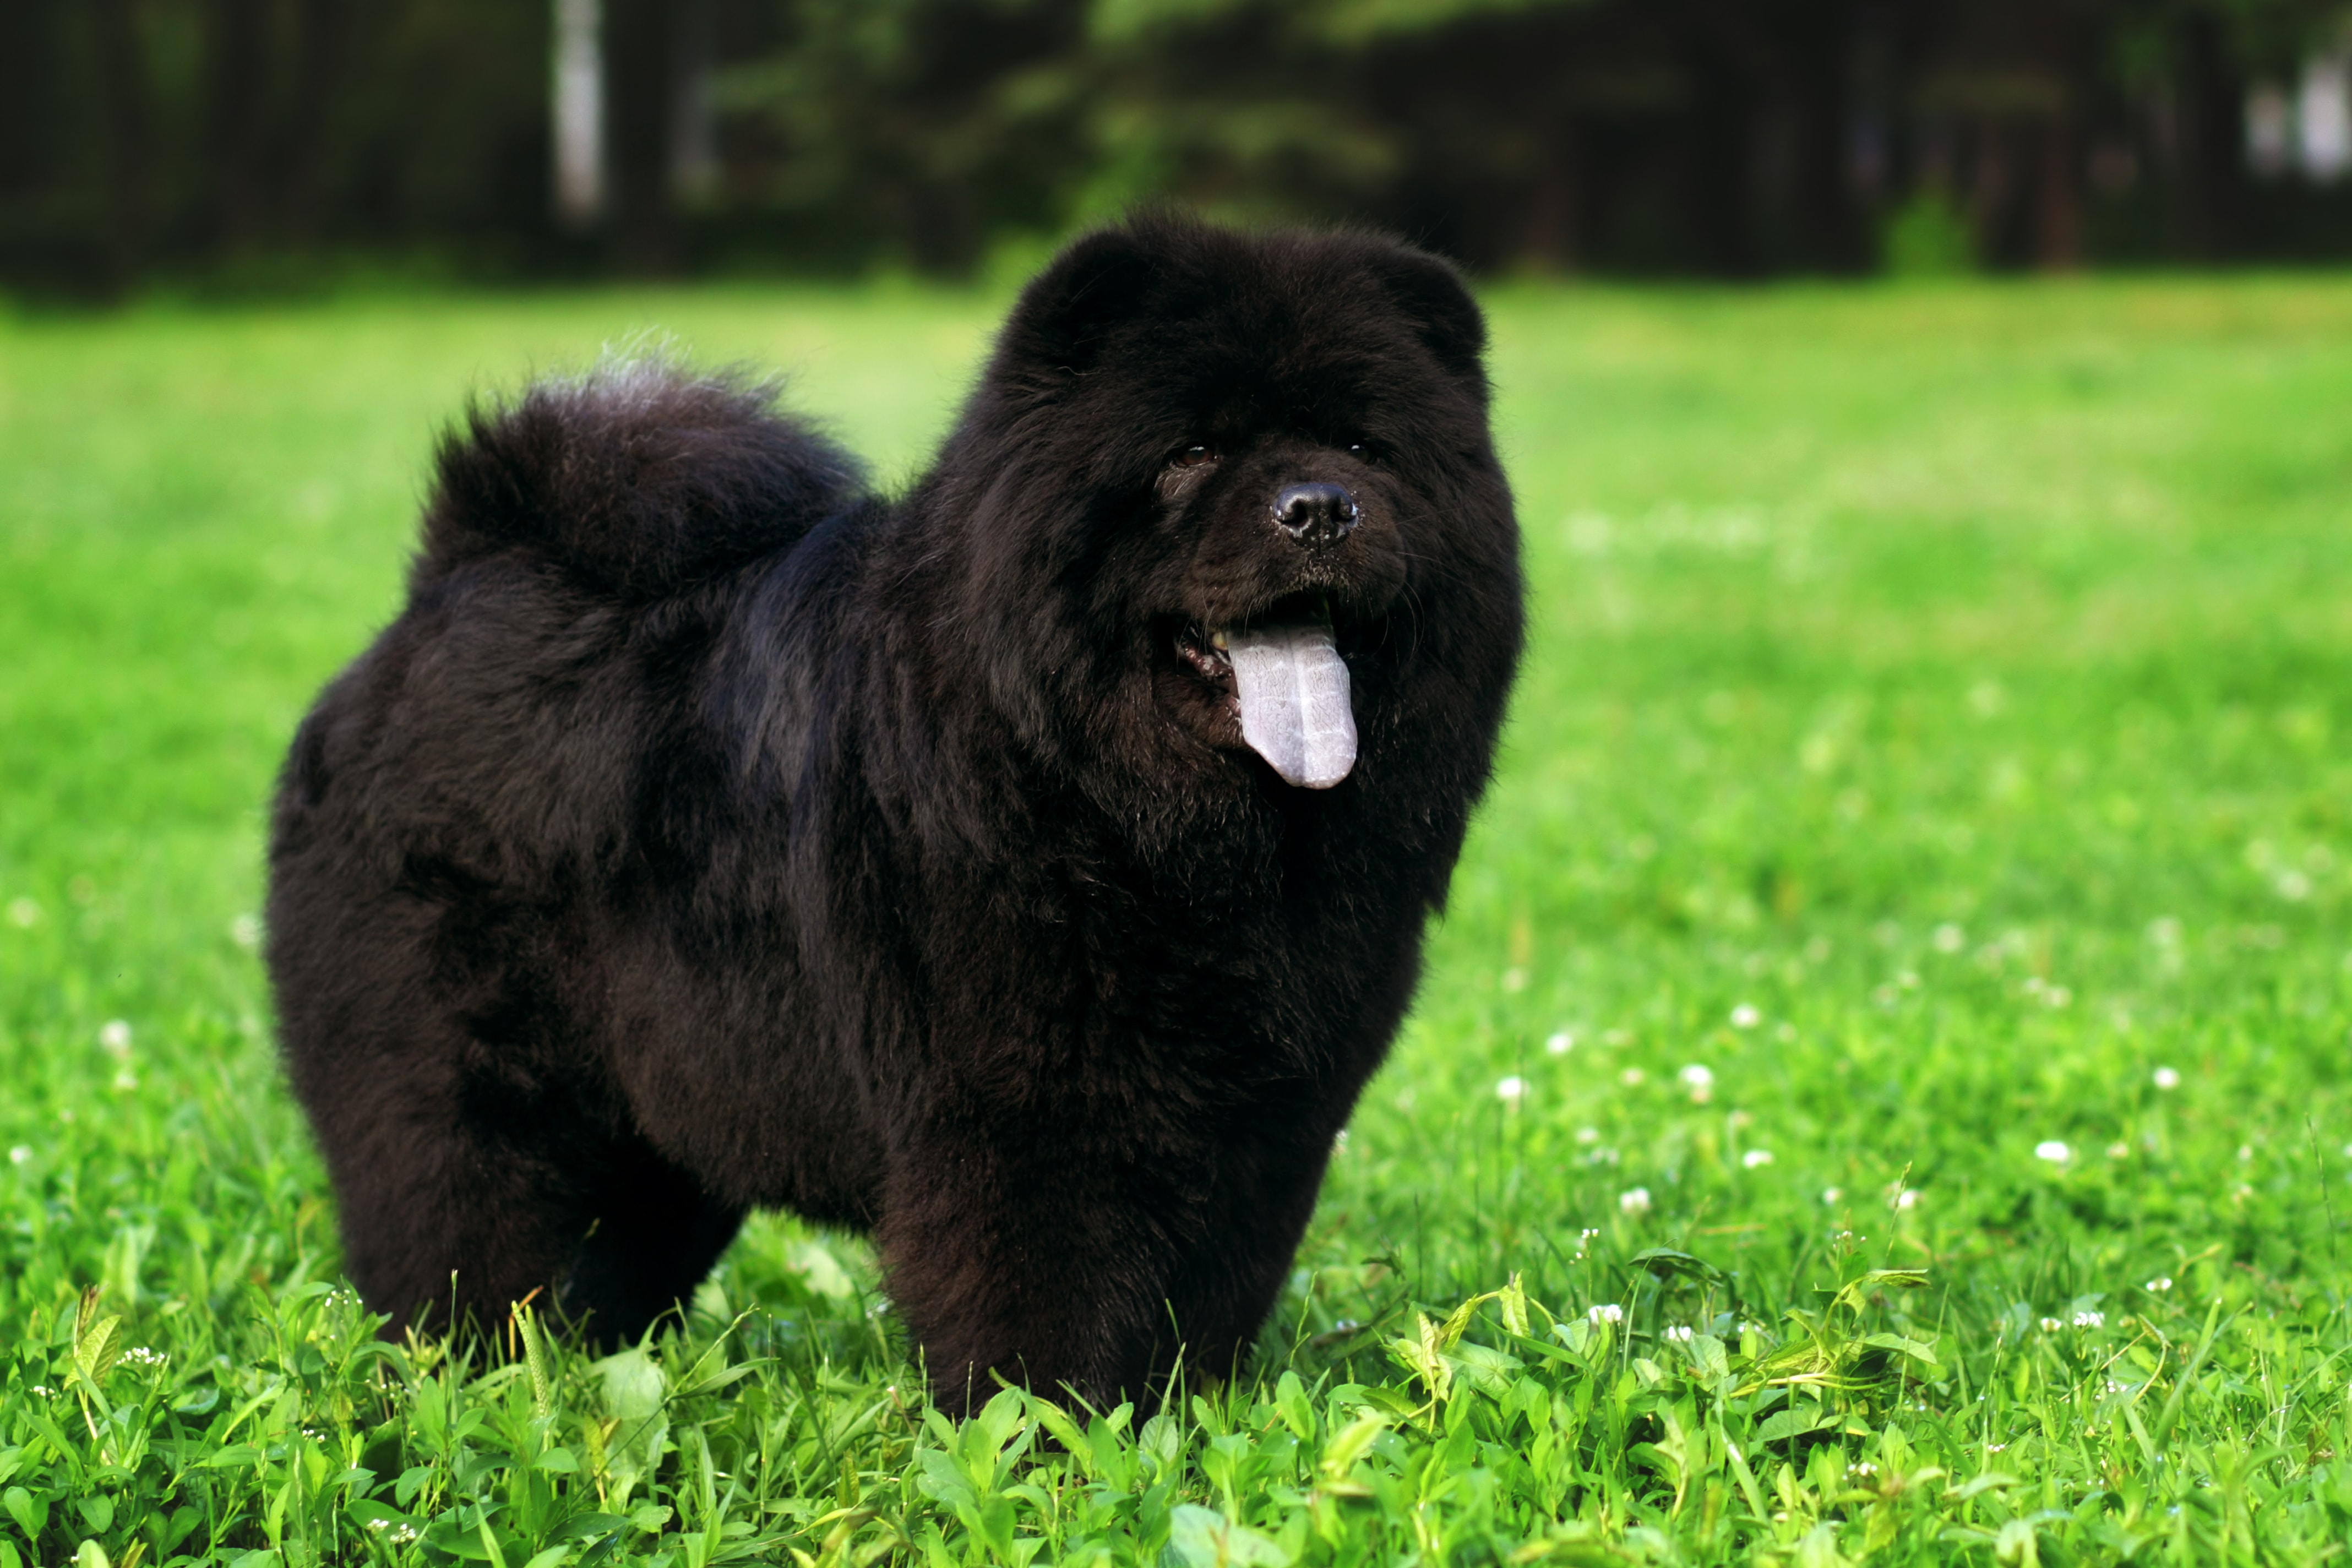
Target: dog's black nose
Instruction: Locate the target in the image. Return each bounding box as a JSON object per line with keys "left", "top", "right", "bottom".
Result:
{"left": 1272, "top": 482, "right": 1359, "bottom": 547}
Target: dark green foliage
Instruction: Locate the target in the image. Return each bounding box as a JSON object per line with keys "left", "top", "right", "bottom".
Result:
{"left": 12, "top": 0, "right": 2352, "bottom": 293}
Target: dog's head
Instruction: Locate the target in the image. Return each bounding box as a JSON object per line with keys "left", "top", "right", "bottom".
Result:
{"left": 926, "top": 214, "right": 1520, "bottom": 817}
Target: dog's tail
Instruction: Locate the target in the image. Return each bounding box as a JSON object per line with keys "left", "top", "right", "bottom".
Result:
{"left": 417, "top": 357, "right": 867, "bottom": 598}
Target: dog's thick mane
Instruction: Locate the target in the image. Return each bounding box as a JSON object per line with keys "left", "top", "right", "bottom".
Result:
{"left": 418, "top": 359, "right": 867, "bottom": 600}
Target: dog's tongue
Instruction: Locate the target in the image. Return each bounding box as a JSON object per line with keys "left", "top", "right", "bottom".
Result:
{"left": 1224, "top": 606, "right": 1357, "bottom": 789}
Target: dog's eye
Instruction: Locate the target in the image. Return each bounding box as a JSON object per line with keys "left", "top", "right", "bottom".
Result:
{"left": 1172, "top": 444, "right": 1217, "bottom": 468}
{"left": 1347, "top": 442, "right": 1370, "bottom": 458}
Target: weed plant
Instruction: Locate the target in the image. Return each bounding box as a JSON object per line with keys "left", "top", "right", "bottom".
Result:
{"left": 3, "top": 280, "right": 2350, "bottom": 1564}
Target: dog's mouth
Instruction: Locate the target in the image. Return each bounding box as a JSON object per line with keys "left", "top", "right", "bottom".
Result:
{"left": 1170, "top": 594, "right": 1357, "bottom": 789}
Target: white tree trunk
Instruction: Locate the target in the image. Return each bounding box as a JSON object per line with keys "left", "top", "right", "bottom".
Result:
{"left": 553, "top": 0, "right": 605, "bottom": 227}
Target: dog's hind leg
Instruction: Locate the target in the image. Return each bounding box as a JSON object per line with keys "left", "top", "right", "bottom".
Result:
{"left": 554, "top": 1137, "right": 745, "bottom": 1350}
{"left": 283, "top": 989, "right": 616, "bottom": 1348}
{"left": 313, "top": 1052, "right": 741, "bottom": 1350}
{"left": 323, "top": 1133, "right": 590, "bottom": 1345}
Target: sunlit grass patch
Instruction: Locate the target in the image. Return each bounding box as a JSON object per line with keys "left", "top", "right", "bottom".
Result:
{"left": 3, "top": 276, "right": 2351, "bottom": 1561}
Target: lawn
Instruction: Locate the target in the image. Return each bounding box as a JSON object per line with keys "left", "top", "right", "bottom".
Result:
{"left": 3, "top": 274, "right": 2351, "bottom": 1565}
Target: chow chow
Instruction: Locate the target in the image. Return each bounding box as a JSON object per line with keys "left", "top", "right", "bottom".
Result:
{"left": 266, "top": 214, "right": 1522, "bottom": 1410}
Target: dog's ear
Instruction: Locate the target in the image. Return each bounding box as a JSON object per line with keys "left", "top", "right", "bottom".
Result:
{"left": 1003, "top": 225, "right": 1164, "bottom": 375}
{"left": 1369, "top": 244, "right": 1487, "bottom": 385}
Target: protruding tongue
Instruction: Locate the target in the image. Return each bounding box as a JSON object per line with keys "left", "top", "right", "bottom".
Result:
{"left": 1223, "top": 605, "right": 1357, "bottom": 789}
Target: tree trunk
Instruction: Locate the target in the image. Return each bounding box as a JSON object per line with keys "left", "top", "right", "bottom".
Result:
{"left": 280, "top": 0, "right": 345, "bottom": 245}
{"left": 2171, "top": 10, "right": 2241, "bottom": 262}
{"left": 669, "top": 0, "right": 717, "bottom": 206}
{"left": 1520, "top": 117, "right": 1583, "bottom": 273}
{"left": 552, "top": 0, "right": 606, "bottom": 229}
{"left": 1787, "top": 0, "right": 1866, "bottom": 273}
{"left": 204, "top": 0, "right": 268, "bottom": 253}
{"left": 90, "top": 0, "right": 149, "bottom": 292}
{"left": 0, "top": 0, "right": 50, "bottom": 204}
{"left": 1684, "top": 19, "right": 1760, "bottom": 277}
{"left": 607, "top": 0, "right": 678, "bottom": 270}
{"left": 2037, "top": 112, "right": 2083, "bottom": 269}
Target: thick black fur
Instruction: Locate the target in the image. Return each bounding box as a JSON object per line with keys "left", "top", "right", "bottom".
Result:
{"left": 266, "top": 215, "right": 1523, "bottom": 1411}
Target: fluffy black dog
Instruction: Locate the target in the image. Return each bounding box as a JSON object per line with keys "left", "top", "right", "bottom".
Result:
{"left": 266, "top": 215, "right": 1522, "bottom": 1411}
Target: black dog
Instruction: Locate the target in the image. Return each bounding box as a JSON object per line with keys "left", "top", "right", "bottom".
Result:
{"left": 266, "top": 215, "right": 1522, "bottom": 1410}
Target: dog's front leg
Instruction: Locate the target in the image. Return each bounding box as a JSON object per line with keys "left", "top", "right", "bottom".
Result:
{"left": 873, "top": 1110, "right": 1221, "bottom": 1416}
{"left": 872, "top": 1086, "right": 1338, "bottom": 1417}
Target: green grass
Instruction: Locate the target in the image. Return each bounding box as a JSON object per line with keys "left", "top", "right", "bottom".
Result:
{"left": 4, "top": 274, "right": 2352, "bottom": 1565}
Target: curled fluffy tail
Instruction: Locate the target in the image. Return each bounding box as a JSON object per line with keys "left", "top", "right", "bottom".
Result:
{"left": 418, "top": 358, "right": 867, "bottom": 598}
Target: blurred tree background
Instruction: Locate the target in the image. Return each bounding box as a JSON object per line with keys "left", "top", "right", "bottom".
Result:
{"left": 6, "top": 0, "right": 2352, "bottom": 296}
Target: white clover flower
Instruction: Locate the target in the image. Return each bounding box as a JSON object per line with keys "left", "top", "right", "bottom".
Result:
{"left": 1729, "top": 1004, "right": 1761, "bottom": 1030}
{"left": 120, "top": 1346, "right": 165, "bottom": 1368}
{"left": 5, "top": 898, "right": 39, "bottom": 928}
{"left": 7, "top": 1146, "right": 28, "bottom": 1166}
{"left": 1545, "top": 1031, "right": 1574, "bottom": 1055}
{"left": 1664, "top": 1325, "right": 1694, "bottom": 1343}
{"left": 1821, "top": 1186, "right": 1843, "bottom": 1205}
{"left": 2153, "top": 1066, "right": 2180, "bottom": 1091}
{"left": 2040, "top": 1316, "right": 2064, "bottom": 1332}
{"left": 2105, "top": 1141, "right": 2128, "bottom": 1160}
{"left": 1495, "top": 1075, "right": 1527, "bottom": 1104}
{"left": 230, "top": 913, "right": 262, "bottom": 949}
{"left": 1587, "top": 1302, "right": 1624, "bottom": 1325}
{"left": 1575, "top": 1126, "right": 1599, "bottom": 1144}
{"left": 1620, "top": 1067, "right": 1646, "bottom": 1087}
{"left": 2145, "top": 1277, "right": 2173, "bottom": 1292}
{"left": 2034, "top": 1140, "right": 2071, "bottom": 1163}
{"left": 1619, "top": 1186, "right": 1652, "bottom": 1216}
{"left": 1678, "top": 1064, "right": 1714, "bottom": 1102}
{"left": 2073, "top": 1310, "right": 2104, "bottom": 1329}
{"left": 99, "top": 1020, "right": 132, "bottom": 1058}
{"left": 1742, "top": 1148, "right": 1775, "bottom": 1169}
{"left": 1894, "top": 1188, "right": 1920, "bottom": 1210}
{"left": 1932, "top": 923, "right": 1966, "bottom": 954}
